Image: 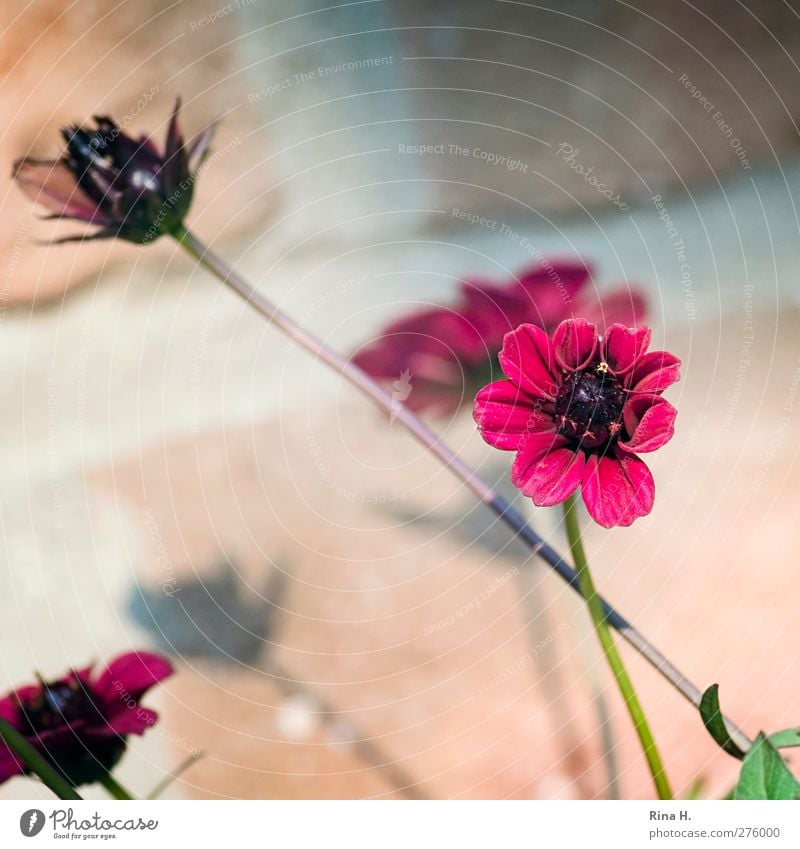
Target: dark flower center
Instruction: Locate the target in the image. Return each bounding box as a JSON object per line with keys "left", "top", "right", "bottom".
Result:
{"left": 18, "top": 678, "right": 101, "bottom": 732}
{"left": 64, "top": 122, "right": 163, "bottom": 204}
{"left": 554, "top": 364, "right": 625, "bottom": 450}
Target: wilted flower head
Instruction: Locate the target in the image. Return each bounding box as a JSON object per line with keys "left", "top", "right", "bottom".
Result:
{"left": 13, "top": 98, "right": 213, "bottom": 244}
{"left": 352, "top": 262, "right": 647, "bottom": 416}
{"left": 0, "top": 652, "right": 173, "bottom": 786}
{"left": 474, "top": 319, "right": 680, "bottom": 527}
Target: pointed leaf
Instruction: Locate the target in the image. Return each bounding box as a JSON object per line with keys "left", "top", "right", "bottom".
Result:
{"left": 768, "top": 727, "right": 800, "bottom": 750}
{"left": 734, "top": 733, "right": 800, "bottom": 800}
{"left": 700, "top": 684, "right": 747, "bottom": 760}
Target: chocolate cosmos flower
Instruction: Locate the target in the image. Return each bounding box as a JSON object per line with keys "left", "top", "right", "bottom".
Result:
{"left": 352, "top": 262, "right": 647, "bottom": 416}
{"left": 13, "top": 98, "right": 212, "bottom": 244}
{"left": 474, "top": 319, "right": 680, "bottom": 527}
{"left": 0, "top": 652, "right": 173, "bottom": 786}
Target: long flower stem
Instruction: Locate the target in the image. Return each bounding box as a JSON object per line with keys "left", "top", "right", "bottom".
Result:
{"left": 172, "top": 226, "right": 751, "bottom": 754}
{"left": 563, "top": 494, "right": 672, "bottom": 800}
{"left": 0, "top": 717, "right": 82, "bottom": 800}
{"left": 98, "top": 772, "right": 135, "bottom": 800}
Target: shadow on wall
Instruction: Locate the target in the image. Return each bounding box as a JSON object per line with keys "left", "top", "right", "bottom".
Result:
{"left": 128, "top": 561, "right": 289, "bottom": 665}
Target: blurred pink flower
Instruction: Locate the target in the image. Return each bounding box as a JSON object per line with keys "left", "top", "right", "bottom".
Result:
{"left": 0, "top": 652, "right": 173, "bottom": 787}
{"left": 474, "top": 319, "right": 680, "bottom": 527}
{"left": 353, "top": 262, "right": 647, "bottom": 416}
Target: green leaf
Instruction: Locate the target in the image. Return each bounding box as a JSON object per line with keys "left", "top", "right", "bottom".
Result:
{"left": 768, "top": 728, "right": 800, "bottom": 750}
{"left": 734, "top": 733, "right": 800, "bottom": 800}
{"left": 700, "top": 684, "right": 747, "bottom": 760}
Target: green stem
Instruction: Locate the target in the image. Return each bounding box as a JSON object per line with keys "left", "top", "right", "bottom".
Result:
{"left": 147, "top": 751, "right": 203, "bottom": 799}
{"left": 0, "top": 717, "right": 82, "bottom": 800}
{"left": 98, "top": 771, "right": 135, "bottom": 800}
{"left": 563, "top": 494, "right": 673, "bottom": 800}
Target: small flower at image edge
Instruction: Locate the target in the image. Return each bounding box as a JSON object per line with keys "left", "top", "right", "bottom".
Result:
{"left": 0, "top": 652, "right": 173, "bottom": 787}
{"left": 13, "top": 97, "right": 213, "bottom": 244}
{"left": 353, "top": 261, "right": 647, "bottom": 416}
{"left": 474, "top": 319, "right": 680, "bottom": 527}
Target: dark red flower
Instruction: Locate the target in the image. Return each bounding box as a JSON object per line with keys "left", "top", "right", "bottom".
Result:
{"left": 474, "top": 319, "right": 680, "bottom": 527}
{"left": 352, "top": 262, "right": 647, "bottom": 416}
{"left": 0, "top": 652, "right": 173, "bottom": 787}
{"left": 13, "top": 98, "right": 213, "bottom": 244}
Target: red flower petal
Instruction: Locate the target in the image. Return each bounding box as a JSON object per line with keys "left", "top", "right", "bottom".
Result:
{"left": 581, "top": 452, "right": 655, "bottom": 528}
{"left": 354, "top": 307, "right": 485, "bottom": 379}
{"left": 161, "top": 97, "right": 189, "bottom": 198}
{"left": 553, "top": 318, "right": 598, "bottom": 371}
{"left": 498, "top": 324, "right": 558, "bottom": 399}
{"left": 13, "top": 160, "right": 111, "bottom": 225}
{"left": 628, "top": 350, "right": 681, "bottom": 393}
{"left": 474, "top": 379, "right": 553, "bottom": 449}
{"left": 619, "top": 395, "right": 677, "bottom": 454}
{"left": 424, "top": 310, "right": 488, "bottom": 363}
{"left": 460, "top": 278, "right": 531, "bottom": 341}
{"left": 513, "top": 444, "right": 586, "bottom": 506}
{"left": 2, "top": 685, "right": 41, "bottom": 717}
{"left": 602, "top": 324, "right": 652, "bottom": 375}
{"left": 510, "top": 430, "right": 565, "bottom": 490}
{"left": 0, "top": 745, "right": 24, "bottom": 783}
{"left": 466, "top": 263, "right": 641, "bottom": 341}
{"left": 165, "top": 97, "right": 184, "bottom": 160}
{"left": 93, "top": 652, "right": 174, "bottom": 707}
{"left": 186, "top": 124, "right": 217, "bottom": 174}
{"left": 0, "top": 696, "right": 18, "bottom": 725}
{"left": 0, "top": 695, "right": 25, "bottom": 782}
{"left": 518, "top": 260, "right": 590, "bottom": 296}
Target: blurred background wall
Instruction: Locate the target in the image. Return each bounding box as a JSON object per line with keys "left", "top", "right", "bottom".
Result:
{"left": 1, "top": 0, "right": 800, "bottom": 800}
